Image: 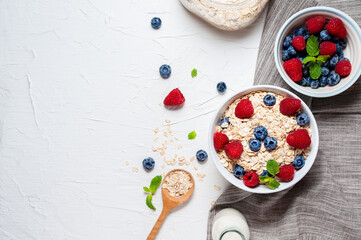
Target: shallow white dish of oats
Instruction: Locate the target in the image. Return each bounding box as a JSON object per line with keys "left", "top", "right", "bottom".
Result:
{"left": 209, "top": 85, "right": 319, "bottom": 194}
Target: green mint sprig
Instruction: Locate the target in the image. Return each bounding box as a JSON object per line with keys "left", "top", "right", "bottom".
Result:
{"left": 143, "top": 175, "right": 162, "bottom": 210}
{"left": 191, "top": 68, "right": 197, "bottom": 78}
{"left": 302, "top": 35, "right": 330, "bottom": 80}
{"left": 258, "top": 160, "right": 280, "bottom": 189}
{"left": 188, "top": 131, "right": 197, "bottom": 140}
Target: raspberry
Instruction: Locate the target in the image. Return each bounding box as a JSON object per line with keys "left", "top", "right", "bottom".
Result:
{"left": 224, "top": 140, "right": 243, "bottom": 160}
{"left": 335, "top": 60, "right": 352, "bottom": 77}
{"left": 306, "top": 16, "right": 326, "bottom": 34}
{"left": 337, "top": 26, "right": 347, "bottom": 39}
{"left": 235, "top": 99, "right": 254, "bottom": 118}
{"left": 163, "top": 88, "right": 185, "bottom": 106}
{"left": 283, "top": 58, "right": 302, "bottom": 82}
{"left": 291, "top": 36, "right": 306, "bottom": 51}
{"left": 280, "top": 98, "right": 301, "bottom": 116}
{"left": 319, "top": 41, "right": 336, "bottom": 56}
{"left": 277, "top": 165, "right": 295, "bottom": 182}
{"left": 326, "top": 18, "right": 344, "bottom": 36}
{"left": 287, "top": 129, "right": 311, "bottom": 149}
{"left": 213, "top": 132, "right": 229, "bottom": 151}
{"left": 243, "top": 171, "right": 260, "bottom": 188}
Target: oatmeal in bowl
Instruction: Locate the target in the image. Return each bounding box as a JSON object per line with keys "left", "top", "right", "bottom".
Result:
{"left": 209, "top": 85, "right": 319, "bottom": 194}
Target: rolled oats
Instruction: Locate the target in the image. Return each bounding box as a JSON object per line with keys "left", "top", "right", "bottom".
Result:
{"left": 162, "top": 170, "right": 193, "bottom": 197}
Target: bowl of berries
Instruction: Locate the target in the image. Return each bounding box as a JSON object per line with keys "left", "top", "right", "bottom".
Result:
{"left": 274, "top": 7, "right": 361, "bottom": 97}
{"left": 209, "top": 85, "right": 319, "bottom": 194}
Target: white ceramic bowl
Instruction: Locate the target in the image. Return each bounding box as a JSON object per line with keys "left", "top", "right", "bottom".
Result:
{"left": 274, "top": 7, "right": 361, "bottom": 98}
{"left": 209, "top": 85, "right": 319, "bottom": 194}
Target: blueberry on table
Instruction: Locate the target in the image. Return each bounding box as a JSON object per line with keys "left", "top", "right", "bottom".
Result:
{"left": 254, "top": 126, "right": 268, "bottom": 141}
{"left": 234, "top": 165, "right": 245, "bottom": 178}
{"left": 159, "top": 64, "right": 171, "bottom": 78}
{"left": 217, "top": 82, "right": 227, "bottom": 93}
{"left": 151, "top": 17, "right": 162, "bottom": 29}
{"left": 292, "top": 155, "right": 305, "bottom": 170}
{"left": 319, "top": 76, "right": 328, "bottom": 87}
{"left": 264, "top": 137, "right": 277, "bottom": 150}
{"left": 310, "top": 80, "right": 320, "bottom": 89}
{"left": 196, "top": 150, "right": 208, "bottom": 162}
{"left": 249, "top": 139, "right": 261, "bottom": 152}
{"left": 143, "top": 157, "right": 155, "bottom": 170}
{"left": 219, "top": 117, "right": 230, "bottom": 129}
{"left": 328, "top": 70, "right": 341, "bottom": 86}
{"left": 263, "top": 94, "right": 276, "bottom": 106}
{"left": 296, "top": 112, "right": 310, "bottom": 126}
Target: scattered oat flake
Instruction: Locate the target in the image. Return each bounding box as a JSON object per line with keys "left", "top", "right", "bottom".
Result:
{"left": 131, "top": 167, "right": 139, "bottom": 172}
{"left": 125, "top": 161, "right": 129, "bottom": 166}
{"left": 154, "top": 128, "right": 159, "bottom": 133}
{"left": 211, "top": 200, "right": 215, "bottom": 206}
{"left": 165, "top": 119, "right": 171, "bottom": 123}
{"left": 194, "top": 166, "right": 198, "bottom": 171}
{"left": 190, "top": 156, "right": 195, "bottom": 162}
{"left": 161, "top": 164, "right": 166, "bottom": 169}
{"left": 214, "top": 185, "right": 222, "bottom": 191}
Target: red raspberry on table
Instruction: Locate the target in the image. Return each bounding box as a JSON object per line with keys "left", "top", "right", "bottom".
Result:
{"left": 163, "top": 88, "right": 185, "bottom": 106}
{"left": 291, "top": 36, "right": 306, "bottom": 51}
{"left": 235, "top": 99, "right": 254, "bottom": 118}
{"left": 319, "top": 41, "right": 336, "bottom": 56}
{"left": 279, "top": 98, "right": 301, "bottom": 116}
{"left": 277, "top": 165, "right": 295, "bottom": 182}
{"left": 326, "top": 18, "right": 345, "bottom": 37}
{"left": 335, "top": 60, "right": 352, "bottom": 77}
{"left": 287, "top": 129, "right": 311, "bottom": 149}
{"left": 224, "top": 140, "right": 243, "bottom": 160}
{"left": 283, "top": 58, "right": 302, "bottom": 82}
{"left": 213, "top": 132, "right": 229, "bottom": 151}
{"left": 243, "top": 170, "right": 260, "bottom": 188}
{"left": 306, "top": 16, "right": 326, "bottom": 34}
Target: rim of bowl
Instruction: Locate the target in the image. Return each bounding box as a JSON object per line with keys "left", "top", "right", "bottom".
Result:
{"left": 274, "top": 6, "right": 361, "bottom": 98}
{"left": 209, "top": 85, "right": 319, "bottom": 194}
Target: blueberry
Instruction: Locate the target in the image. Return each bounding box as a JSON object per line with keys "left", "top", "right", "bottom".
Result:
{"left": 304, "top": 76, "right": 312, "bottom": 86}
{"left": 340, "top": 57, "right": 349, "bottom": 61}
{"left": 263, "top": 94, "right": 276, "bottom": 106}
{"left": 219, "top": 117, "right": 230, "bottom": 129}
{"left": 217, "top": 82, "right": 227, "bottom": 93}
{"left": 320, "top": 76, "right": 328, "bottom": 87}
{"left": 249, "top": 139, "right": 261, "bottom": 152}
{"left": 321, "top": 67, "right": 329, "bottom": 76}
{"left": 151, "top": 17, "right": 162, "bottom": 29}
{"left": 331, "top": 36, "right": 340, "bottom": 42}
{"left": 298, "top": 78, "right": 307, "bottom": 86}
{"left": 287, "top": 46, "right": 297, "bottom": 56}
{"left": 295, "top": 27, "right": 306, "bottom": 36}
{"left": 282, "top": 50, "right": 290, "bottom": 61}
{"left": 304, "top": 34, "right": 310, "bottom": 41}
{"left": 310, "top": 80, "right": 320, "bottom": 89}
{"left": 339, "top": 51, "right": 344, "bottom": 58}
{"left": 320, "top": 30, "right": 331, "bottom": 41}
{"left": 335, "top": 43, "right": 342, "bottom": 53}
{"left": 261, "top": 170, "right": 271, "bottom": 177}
{"left": 254, "top": 126, "right": 268, "bottom": 141}
{"left": 264, "top": 137, "right": 277, "bottom": 150}
{"left": 296, "top": 112, "right": 310, "bottom": 126}
{"left": 292, "top": 155, "right": 305, "bottom": 170}
{"left": 328, "top": 70, "right": 340, "bottom": 86}
{"left": 143, "top": 157, "right": 155, "bottom": 170}
{"left": 321, "top": 60, "right": 330, "bottom": 68}
{"left": 338, "top": 39, "right": 347, "bottom": 49}
{"left": 159, "top": 64, "right": 171, "bottom": 78}
{"left": 302, "top": 65, "right": 309, "bottom": 77}
{"left": 234, "top": 165, "right": 245, "bottom": 178}
{"left": 283, "top": 36, "right": 292, "bottom": 49}
{"left": 196, "top": 150, "right": 208, "bottom": 162}
{"left": 330, "top": 54, "right": 339, "bottom": 68}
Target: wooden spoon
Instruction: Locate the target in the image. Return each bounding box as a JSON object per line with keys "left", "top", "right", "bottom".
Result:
{"left": 147, "top": 169, "right": 195, "bottom": 240}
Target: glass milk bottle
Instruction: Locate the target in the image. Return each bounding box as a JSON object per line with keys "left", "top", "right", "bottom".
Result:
{"left": 212, "top": 208, "right": 250, "bottom": 240}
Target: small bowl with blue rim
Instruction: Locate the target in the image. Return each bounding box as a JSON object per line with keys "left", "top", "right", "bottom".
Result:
{"left": 274, "top": 6, "right": 361, "bottom": 98}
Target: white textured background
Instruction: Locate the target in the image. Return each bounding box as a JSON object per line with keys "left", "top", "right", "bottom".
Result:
{"left": 0, "top": 1, "right": 266, "bottom": 239}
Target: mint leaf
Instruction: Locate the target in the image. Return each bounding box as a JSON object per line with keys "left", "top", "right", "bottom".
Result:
{"left": 306, "top": 35, "right": 319, "bottom": 57}
{"left": 267, "top": 178, "right": 280, "bottom": 189}
{"left": 309, "top": 62, "right": 322, "bottom": 79}
{"left": 149, "top": 175, "right": 162, "bottom": 194}
{"left": 191, "top": 68, "right": 197, "bottom": 78}
{"left": 143, "top": 187, "right": 150, "bottom": 193}
{"left": 316, "top": 55, "right": 330, "bottom": 63}
{"left": 266, "top": 160, "right": 279, "bottom": 176}
{"left": 188, "top": 131, "right": 197, "bottom": 140}
{"left": 302, "top": 56, "right": 316, "bottom": 64}
{"left": 146, "top": 194, "right": 156, "bottom": 210}
{"left": 259, "top": 175, "right": 270, "bottom": 183}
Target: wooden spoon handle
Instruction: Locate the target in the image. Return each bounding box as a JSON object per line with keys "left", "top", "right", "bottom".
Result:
{"left": 147, "top": 206, "right": 171, "bottom": 240}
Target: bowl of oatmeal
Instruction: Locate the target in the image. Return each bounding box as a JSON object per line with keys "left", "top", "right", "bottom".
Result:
{"left": 209, "top": 85, "right": 319, "bottom": 194}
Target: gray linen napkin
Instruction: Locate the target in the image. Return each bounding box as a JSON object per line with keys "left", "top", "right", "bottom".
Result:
{"left": 207, "top": 0, "right": 361, "bottom": 239}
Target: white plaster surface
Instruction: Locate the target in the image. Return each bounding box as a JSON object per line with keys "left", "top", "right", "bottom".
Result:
{"left": 0, "top": 1, "right": 266, "bottom": 239}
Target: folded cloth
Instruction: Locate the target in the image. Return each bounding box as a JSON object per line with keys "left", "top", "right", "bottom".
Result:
{"left": 207, "top": 0, "right": 361, "bottom": 239}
